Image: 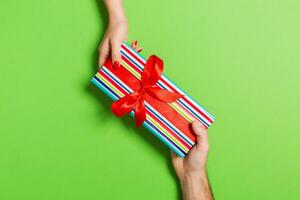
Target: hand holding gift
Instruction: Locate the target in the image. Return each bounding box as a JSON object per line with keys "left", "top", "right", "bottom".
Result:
{"left": 97, "top": 1, "right": 215, "bottom": 199}
{"left": 92, "top": 41, "right": 215, "bottom": 157}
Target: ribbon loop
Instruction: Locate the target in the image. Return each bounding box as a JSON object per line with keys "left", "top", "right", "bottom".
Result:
{"left": 111, "top": 55, "right": 183, "bottom": 127}
{"left": 141, "top": 55, "right": 164, "bottom": 88}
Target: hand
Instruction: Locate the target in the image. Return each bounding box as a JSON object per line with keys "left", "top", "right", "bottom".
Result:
{"left": 98, "top": 19, "right": 128, "bottom": 69}
{"left": 172, "top": 120, "right": 209, "bottom": 179}
{"left": 98, "top": 21, "right": 142, "bottom": 69}
{"left": 171, "top": 121, "right": 213, "bottom": 200}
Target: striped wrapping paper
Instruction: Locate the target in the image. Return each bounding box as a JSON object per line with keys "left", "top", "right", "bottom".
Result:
{"left": 91, "top": 42, "right": 215, "bottom": 157}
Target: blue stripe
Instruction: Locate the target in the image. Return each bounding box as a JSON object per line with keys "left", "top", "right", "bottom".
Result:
{"left": 121, "top": 48, "right": 212, "bottom": 125}
{"left": 161, "top": 74, "right": 216, "bottom": 121}
{"left": 101, "top": 68, "right": 132, "bottom": 94}
{"left": 145, "top": 104, "right": 193, "bottom": 147}
{"left": 91, "top": 75, "right": 187, "bottom": 157}
{"left": 121, "top": 43, "right": 215, "bottom": 122}
{"left": 177, "top": 100, "right": 210, "bottom": 126}
{"left": 142, "top": 121, "right": 185, "bottom": 157}
{"left": 91, "top": 77, "right": 118, "bottom": 101}
{"left": 156, "top": 81, "right": 210, "bottom": 126}
{"left": 122, "top": 42, "right": 148, "bottom": 62}
{"left": 121, "top": 50, "right": 143, "bottom": 71}
{"left": 144, "top": 120, "right": 186, "bottom": 157}
{"left": 102, "top": 67, "right": 193, "bottom": 147}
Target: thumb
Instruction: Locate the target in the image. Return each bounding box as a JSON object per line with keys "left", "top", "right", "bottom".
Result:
{"left": 191, "top": 120, "right": 209, "bottom": 152}
{"left": 170, "top": 150, "right": 183, "bottom": 172}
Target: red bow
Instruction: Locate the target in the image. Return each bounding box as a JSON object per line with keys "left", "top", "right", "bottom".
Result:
{"left": 111, "top": 55, "right": 183, "bottom": 127}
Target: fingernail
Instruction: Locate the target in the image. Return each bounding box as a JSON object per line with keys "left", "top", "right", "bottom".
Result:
{"left": 131, "top": 40, "right": 137, "bottom": 47}
{"left": 133, "top": 40, "right": 138, "bottom": 46}
{"left": 113, "top": 61, "right": 120, "bottom": 69}
{"left": 137, "top": 48, "right": 142, "bottom": 53}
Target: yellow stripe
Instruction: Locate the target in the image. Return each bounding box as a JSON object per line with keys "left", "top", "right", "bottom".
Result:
{"left": 120, "top": 61, "right": 194, "bottom": 123}
{"left": 121, "top": 61, "right": 141, "bottom": 79}
{"left": 146, "top": 115, "right": 189, "bottom": 152}
{"left": 96, "top": 73, "right": 125, "bottom": 98}
{"left": 97, "top": 71, "right": 189, "bottom": 152}
{"left": 169, "top": 102, "right": 194, "bottom": 123}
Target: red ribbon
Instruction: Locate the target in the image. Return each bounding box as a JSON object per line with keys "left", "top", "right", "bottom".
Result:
{"left": 111, "top": 55, "right": 183, "bottom": 127}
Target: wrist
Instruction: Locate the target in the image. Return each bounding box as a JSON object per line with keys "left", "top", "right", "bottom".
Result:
{"left": 179, "top": 171, "right": 212, "bottom": 200}
{"left": 104, "top": 0, "right": 127, "bottom": 24}
{"left": 107, "top": 6, "right": 127, "bottom": 25}
{"left": 108, "top": 16, "right": 127, "bottom": 30}
{"left": 109, "top": 15, "right": 127, "bottom": 24}
{"left": 179, "top": 170, "right": 207, "bottom": 184}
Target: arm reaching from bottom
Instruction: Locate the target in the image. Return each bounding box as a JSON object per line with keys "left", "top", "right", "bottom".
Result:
{"left": 171, "top": 121, "right": 214, "bottom": 200}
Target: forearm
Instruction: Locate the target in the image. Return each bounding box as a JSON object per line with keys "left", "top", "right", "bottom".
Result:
{"left": 180, "top": 172, "right": 214, "bottom": 200}
{"left": 103, "top": 0, "right": 127, "bottom": 23}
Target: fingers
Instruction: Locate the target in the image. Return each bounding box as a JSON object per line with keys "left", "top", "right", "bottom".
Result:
{"left": 98, "top": 40, "right": 110, "bottom": 68}
{"left": 191, "top": 121, "right": 209, "bottom": 152}
{"left": 192, "top": 120, "right": 207, "bottom": 135}
{"left": 131, "top": 40, "right": 142, "bottom": 52}
{"left": 131, "top": 40, "right": 138, "bottom": 48}
{"left": 99, "top": 39, "right": 141, "bottom": 70}
{"left": 170, "top": 150, "right": 182, "bottom": 169}
{"left": 110, "top": 39, "right": 121, "bottom": 68}
{"left": 171, "top": 150, "right": 180, "bottom": 160}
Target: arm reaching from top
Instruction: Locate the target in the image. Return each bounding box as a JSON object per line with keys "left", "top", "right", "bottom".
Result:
{"left": 98, "top": 0, "right": 128, "bottom": 69}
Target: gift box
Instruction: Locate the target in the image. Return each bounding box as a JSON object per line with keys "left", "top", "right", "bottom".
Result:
{"left": 91, "top": 42, "right": 215, "bottom": 157}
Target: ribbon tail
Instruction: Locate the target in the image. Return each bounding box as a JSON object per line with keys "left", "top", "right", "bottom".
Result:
{"left": 134, "top": 98, "right": 146, "bottom": 127}
{"left": 145, "top": 87, "right": 184, "bottom": 102}
{"left": 111, "top": 93, "right": 139, "bottom": 117}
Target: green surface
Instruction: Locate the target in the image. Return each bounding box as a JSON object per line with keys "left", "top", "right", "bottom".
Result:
{"left": 1, "top": 0, "right": 300, "bottom": 199}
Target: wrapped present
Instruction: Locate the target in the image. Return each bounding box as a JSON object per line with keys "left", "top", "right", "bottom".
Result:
{"left": 91, "top": 42, "right": 215, "bottom": 157}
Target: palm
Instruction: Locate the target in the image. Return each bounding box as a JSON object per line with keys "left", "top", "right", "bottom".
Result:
{"left": 171, "top": 121, "right": 209, "bottom": 179}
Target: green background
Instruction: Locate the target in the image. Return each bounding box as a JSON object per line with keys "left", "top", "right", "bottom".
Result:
{"left": 1, "top": 0, "right": 299, "bottom": 199}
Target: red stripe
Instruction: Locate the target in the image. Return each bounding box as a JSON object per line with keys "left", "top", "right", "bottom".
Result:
{"left": 144, "top": 93, "right": 197, "bottom": 143}
{"left": 121, "top": 47, "right": 213, "bottom": 126}
{"left": 103, "top": 59, "right": 141, "bottom": 92}
{"left": 122, "top": 53, "right": 210, "bottom": 128}
{"left": 145, "top": 104, "right": 193, "bottom": 150}
{"left": 121, "top": 44, "right": 145, "bottom": 66}
{"left": 121, "top": 45, "right": 214, "bottom": 124}
{"left": 100, "top": 67, "right": 193, "bottom": 149}
{"left": 118, "top": 56, "right": 198, "bottom": 141}
{"left": 98, "top": 70, "right": 128, "bottom": 96}
{"left": 159, "top": 79, "right": 214, "bottom": 124}
{"left": 121, "top": 55, "right": 143, "bottom": 75}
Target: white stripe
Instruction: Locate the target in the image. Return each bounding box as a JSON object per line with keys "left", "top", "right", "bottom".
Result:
{"left": 157, "top": 81, "right": 212, "bottom": 126}
{"left": 121, "top": 44, "right": 214, "bottom": 125}
{"left": 143, "top": 121, "right": 185, "bottom": 157}
{"left": 102, "top": 67, "right": 133, "bottom": 93}
{"left": 162, "top": 77, "right": 214, "bottom": 121}
{"left": 145, "top": 101, "right": 195, "bottom": 146}
{"left": 102, "top": 67, "right": 194, "bottom": 147}
{"left": 93, "top": 76, "right": 185, "bottom": 155}
{"left": 92, "top": 77, "right": 118, "bottom": 100}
